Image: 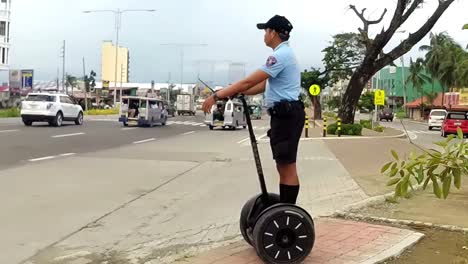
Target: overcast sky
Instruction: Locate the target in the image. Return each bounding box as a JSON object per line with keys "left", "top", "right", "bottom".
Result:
{"left": 8, "top": 0, "right": 468, "bottom": 85}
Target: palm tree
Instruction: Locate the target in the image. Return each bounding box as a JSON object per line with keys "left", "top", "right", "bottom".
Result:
{"left": 65, "top": 75, "right": 77, "bottom": 95}
{"left": 425, "top": 91, "right": 439, "bottom": 107}
{"left": 420, "top": 32, "right": 465, "bottom": 107}
{"left": 408, "top": 58, "right": 431, "bottom": 119}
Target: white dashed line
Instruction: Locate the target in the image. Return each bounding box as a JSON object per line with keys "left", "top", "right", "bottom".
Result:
{"left": 28, "top": 156, "right": 56, "bottom": 162}
{"left": 0, "top": 129, "right": 19, "bottom": 133}
{"left": 182, "top": 131, "right": 195, "bottom": 136}
{"left": 133, "top": 138, "right": 156, "bottom": 144}
{"left": 51, "top": 132, "right": 85, "bottom": 138}
{"left": 59, "top": 153, "right": 76, "bottom": 157}
{"left": 121, "top": 127, "right": 137, "bottom": 131}
{"left": 237, "top": 137, "right": 250, "bottom": 144}
{"left": 28, "top": 153, "right": 77, "bottom": 162}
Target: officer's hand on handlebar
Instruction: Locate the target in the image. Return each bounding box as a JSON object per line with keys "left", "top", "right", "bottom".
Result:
{"left": 202, "top": 94, "right": 215, "bottom": 114}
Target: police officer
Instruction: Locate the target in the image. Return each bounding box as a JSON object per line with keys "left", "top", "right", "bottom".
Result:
{"left": 202, "top": 15, "right": 304, "bottom": 205}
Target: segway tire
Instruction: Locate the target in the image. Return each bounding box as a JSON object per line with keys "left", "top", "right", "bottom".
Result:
{"left": 240, "top": 193, "right": 280, "bottom": 246}
{"left": 253, "top": 205, "right": 315, "bottom": 264}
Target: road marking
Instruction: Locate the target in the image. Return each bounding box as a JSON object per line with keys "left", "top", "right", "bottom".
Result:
{"left": 182, "top": 131, "right": 195, "bottom": 136}
{"left": 59, "top": 153, "right": 76, "bottom": 157}
{"left": 52, "top": 132, "right": 85, "bottom": 138}
{"left": 121, "top": 127, "right": 137, "bottom": 131}
{"left": 191, "top": 122, "right": 203, "bottom": 126}
{"left": 29, "top": 156, "right": 56, "bottom": 162}
{"left": 199, "top": 124, "right": 206, "bottom": 127}
{"left": 0, "top": 129, "right": 19, "bottom": 133}
{"left": 133, "top": 138, "right": 156, "bottom": 144}
{"left": 28, "top": 153, "right": 76, "bottom": 162}
{"left": 237, "top": 137, "right": 250, "bottom": 144}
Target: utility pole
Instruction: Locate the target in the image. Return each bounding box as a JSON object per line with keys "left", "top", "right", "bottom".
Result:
{"left": 160, "top": 43, "right": 208, "bottom": 92}
{"left": 83, "top": 57, "right": 87, "bottom": 111}
{"left": 61, "top": 40, "right": 66, "bottom": 94}
{"left": 120, "top": 64, "right": 124, "bottom": 102}
{"left": 83, "top": 8, "right": 156, "bottom": 107}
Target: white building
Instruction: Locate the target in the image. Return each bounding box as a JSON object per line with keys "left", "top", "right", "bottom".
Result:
{"left": 0, "top": 0, "right": 10, "bottom": 71}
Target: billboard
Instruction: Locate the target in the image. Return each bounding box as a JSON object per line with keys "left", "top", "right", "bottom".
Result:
{"left": 21, "top": 69, "right": 33, "bottom": 90}
{"left": 9, "top": 69, "right": 21, "bottom": 94}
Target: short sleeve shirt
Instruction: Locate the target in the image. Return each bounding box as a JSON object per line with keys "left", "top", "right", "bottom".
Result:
{"left": 259, "top": 41, "right": 301, "bottom": 108}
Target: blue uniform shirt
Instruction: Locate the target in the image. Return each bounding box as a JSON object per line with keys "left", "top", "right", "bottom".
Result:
{"left": 259, "top": 41, "right": 301, "bottom": 108}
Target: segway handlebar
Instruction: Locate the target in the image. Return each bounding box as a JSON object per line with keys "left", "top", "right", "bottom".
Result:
{"left": 198, "top": 78, "right": 269, "bottom": 199}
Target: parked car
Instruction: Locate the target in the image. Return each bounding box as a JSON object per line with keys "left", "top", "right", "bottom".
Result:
{"left": 20, "top": 92, "right": 84, "bottom": 127}
{"left": 379, "top": 108, "right": 394, "bottom": 122}
{"left": 428, "top": 109, "right": 447, "bottom": 130}
{"left": 441, "top": 111, "right": 468, "bottom": 137}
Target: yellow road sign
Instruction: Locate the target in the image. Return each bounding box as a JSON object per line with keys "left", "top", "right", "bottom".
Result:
{"left": 103, "top": 80, "right": 110, "bottom": 89}
{"left": 374, "top": 89, "right": 385, "bottom": 106}
{"left": 309, "top": 84, "right": 321, "bottom": 96}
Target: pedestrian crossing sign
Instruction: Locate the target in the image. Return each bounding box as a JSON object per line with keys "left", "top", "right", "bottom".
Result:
{"left": 309, "top": 84, "right": 321, "bottom": 96}
{"left": 374, "top": 89, "right": 385, "bottom": 106}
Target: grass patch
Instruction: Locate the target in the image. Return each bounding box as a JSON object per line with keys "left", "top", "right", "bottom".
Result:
{"left": 84, "top": 108, "right": 119, "bottom": 116}
{"left": 0, "top": 108, "right": 20, "bottom": 118}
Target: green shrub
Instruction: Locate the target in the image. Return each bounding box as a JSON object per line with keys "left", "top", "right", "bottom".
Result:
{"left": 373, "top": 125, "right": 385, "bottom": 133}
{"left": 396, "top": 111, "right": 407, "bottom": 119}
{"left": 327, "top": 123, "right": 338, "bottom": 134}
{"left": 327, "top": 123, "right": 362, "bottom": 136}
{"left": 359, "top": 119, "right": 372, "bottom": 129}
{"left": 0, "top": 108, "right": 20, "bottom": 118}
{"left": 323, "top": 111, "right": 337, "bottom": 118}
{"left": 84, "top": 108, "right": 119, "bottom": 115}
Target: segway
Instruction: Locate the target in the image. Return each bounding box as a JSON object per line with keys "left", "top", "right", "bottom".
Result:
{"left": 238, "top": 95, "right": 315, "bottom": 264}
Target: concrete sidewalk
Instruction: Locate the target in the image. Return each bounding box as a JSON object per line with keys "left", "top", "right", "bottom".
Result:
{"left": 175, "top": 218, "right": 423, "bottom": 264}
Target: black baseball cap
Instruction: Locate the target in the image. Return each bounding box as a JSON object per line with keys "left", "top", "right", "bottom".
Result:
{"left": 257, "top": 15, "right": 293, "bottom": 36}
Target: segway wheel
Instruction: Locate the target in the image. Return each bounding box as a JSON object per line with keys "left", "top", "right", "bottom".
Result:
{"left": 240, "top": 193, "right": 280, "bottom": 246}
{"left": 253, "top": 205, "right": 315, "bottom": 264}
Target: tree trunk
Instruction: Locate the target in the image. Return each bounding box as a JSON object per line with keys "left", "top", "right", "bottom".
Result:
{"left": 314, "top": 96, "right": 322, "bottom": 120}
{"left": 338, "top": 68, "right": 373, "bottom": 124}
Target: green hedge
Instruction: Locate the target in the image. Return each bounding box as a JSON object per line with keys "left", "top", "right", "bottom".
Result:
{"left": 0, "top": 108, "right": 20, "bottom": 118}
{"left": 373, "top": 125, "right": 385, "bottom": 133}
{"left": 396, "top": 111, "right": 407, "bottom": 119}
{"left": 359, "top": 119, "right": 372, "bottom": 129}
{"left": 327, "top": 122, "right": 363, "bottom": 136}
{"left": 323, "top": 111, "right": 337, "bottom": 118}
{"left": 84, "top": 108, "right": 119, "bottom": 115}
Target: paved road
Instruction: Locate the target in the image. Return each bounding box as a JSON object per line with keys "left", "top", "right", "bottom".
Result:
{"left": 0, "top": 114, "right": 210, "bottom": 170}
{"left": 378, "top": 119, "right": 443, "bottom": 149}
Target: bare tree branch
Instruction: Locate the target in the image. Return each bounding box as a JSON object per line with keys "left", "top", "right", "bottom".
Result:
{"left": 349, "top": 5, "right": 388, "bottom": 50}
{"left": 375, "top": 0, "right": 456, "bottom": 70}
{"left": 369, "top": 8, "right": 388, "bottom": 24}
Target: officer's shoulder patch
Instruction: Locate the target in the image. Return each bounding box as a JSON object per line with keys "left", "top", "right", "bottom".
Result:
{"left": 266, "top": 56, "right": 277, "bottom": 67}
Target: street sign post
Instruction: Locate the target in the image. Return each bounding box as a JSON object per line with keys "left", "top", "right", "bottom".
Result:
{"left": 309, "top": 84, "right": 321, "bottom": 128}
{"left": 374, "top": 89, "right": 385, "bottom": 123}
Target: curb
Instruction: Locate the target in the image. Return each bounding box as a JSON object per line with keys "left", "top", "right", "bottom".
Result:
{"left": 256, "top": 132, "right": 408, "bottom": 143}
{"left": 363, "top": 232, "right": 425, "bottom": 264}
{"left": 334, "top": 212, "right": 468, "bottom": 234}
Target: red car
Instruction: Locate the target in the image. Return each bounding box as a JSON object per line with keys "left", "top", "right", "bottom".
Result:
{"left": 441, "top": 111, "right": 468, "bottom": 137}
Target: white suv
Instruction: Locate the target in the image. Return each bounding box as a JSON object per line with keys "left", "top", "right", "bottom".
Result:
{"left": 20, "top": 92, "right": 84, "bottom": 127}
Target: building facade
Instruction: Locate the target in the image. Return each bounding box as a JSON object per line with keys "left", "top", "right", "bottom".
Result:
{"left": 371, "top": 66, "right": 445, "bottom": 105}
{"left": 0, "top": 0, "right": 11, "bottom": 71}
{"left": 101, "top": 41, "right": 129, "bottom": 83}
